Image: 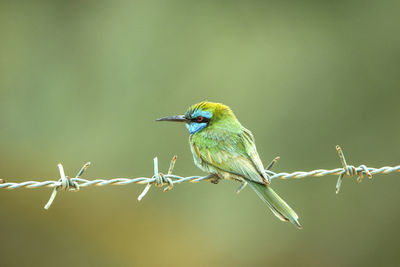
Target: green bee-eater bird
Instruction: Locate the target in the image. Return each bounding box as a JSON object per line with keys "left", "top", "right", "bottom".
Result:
{"left": 157, "top": 101, "right": 301, "bottom": 229}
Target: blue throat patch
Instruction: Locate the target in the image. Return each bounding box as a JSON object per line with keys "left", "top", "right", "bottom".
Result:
{"left": 186, "top": 122, "right": 207, "bottom": 134}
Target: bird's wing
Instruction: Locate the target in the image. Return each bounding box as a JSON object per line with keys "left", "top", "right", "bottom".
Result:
{"left": 191, "top": 127, "right": 268, "bottom": 184}
{"left": 240, "top": 128, "right": 270, "bottom": 183}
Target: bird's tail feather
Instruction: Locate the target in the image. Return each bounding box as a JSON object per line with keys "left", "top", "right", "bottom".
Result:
{"left": 247, "top": 181, "right": 301, "bottom": 229}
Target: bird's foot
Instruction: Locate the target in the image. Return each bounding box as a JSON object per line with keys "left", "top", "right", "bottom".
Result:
{"left": 206, "top": 175, "right": 220, "bottom": 184}
{"left": 210, "top": 177, "right": 220, "bottom": 184}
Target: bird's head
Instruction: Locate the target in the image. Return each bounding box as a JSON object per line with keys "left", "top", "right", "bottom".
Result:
{"left": 157, "top": 101, "right": 238, "bottom": 134}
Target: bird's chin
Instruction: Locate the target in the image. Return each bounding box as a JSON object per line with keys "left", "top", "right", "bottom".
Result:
{"left": 186, "top": 122, "right": 207, "bottom": 134}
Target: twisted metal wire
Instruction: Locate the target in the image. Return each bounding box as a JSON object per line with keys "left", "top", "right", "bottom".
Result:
{"left": 0, "top": 146, "right": 399, "bottom": 209}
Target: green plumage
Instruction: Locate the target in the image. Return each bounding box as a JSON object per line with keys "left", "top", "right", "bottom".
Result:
{"left": 247, "top": 181, "right": 301, "bottom": 228}
{"left": 158, "top": 101, "right": 301, "bottom": 229}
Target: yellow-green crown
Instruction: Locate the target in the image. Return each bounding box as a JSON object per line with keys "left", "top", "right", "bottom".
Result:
{"left": 184, "top": 102, "right": 240, "bottom": 130}
{"left": 185, "top": 101, "right": 234, "bottom": 119}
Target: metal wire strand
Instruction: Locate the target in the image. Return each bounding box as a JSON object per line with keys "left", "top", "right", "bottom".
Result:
{"left": 0, "top": 146, "right": 399, "bottom": 209}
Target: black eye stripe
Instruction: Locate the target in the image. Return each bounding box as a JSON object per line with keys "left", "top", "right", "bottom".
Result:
{"left": 191, "top": 116, "right": 210, "bottom": 123}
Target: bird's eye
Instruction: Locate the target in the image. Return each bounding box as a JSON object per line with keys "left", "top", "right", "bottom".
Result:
{"left": 196, "top": 116, "right": 204, "bottom": 122}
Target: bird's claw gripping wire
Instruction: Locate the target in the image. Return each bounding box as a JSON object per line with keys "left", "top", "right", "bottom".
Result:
{"left": 44, "top": 162, "right": 90, "bottom": 210}
{"left": 335, "top": 145, "right": 373, "bottom": 194}
{"left": 137, "top": 156, "right": 177, "bottom": 201}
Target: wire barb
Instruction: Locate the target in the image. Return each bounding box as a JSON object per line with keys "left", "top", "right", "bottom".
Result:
{"left": 163, "top": 155, "right": 177, "bottom": 192}
{"left": 335, "top": 145, "right": 374, "bottom": 194}
{"left": 137, "top": 156, "right": 177, "bottom": 201}
{"left": 44, "top": 163, "right": 85, "bottom": 210}
{"left": 266, "top": 156, "right": 280, "bottom": 171}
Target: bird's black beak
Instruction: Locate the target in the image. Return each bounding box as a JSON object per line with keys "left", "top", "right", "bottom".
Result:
{"left": 156, "top": 115, "right": 187, "bottom": 122}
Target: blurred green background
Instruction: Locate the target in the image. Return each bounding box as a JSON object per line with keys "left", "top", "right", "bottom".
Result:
{"left": 1, "top": 0, "right": 399, "bottom": 266}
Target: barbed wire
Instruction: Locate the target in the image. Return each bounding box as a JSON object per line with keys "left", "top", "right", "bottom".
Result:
{"left": 0, "top": 145, "right": 399, "bottom": 210}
